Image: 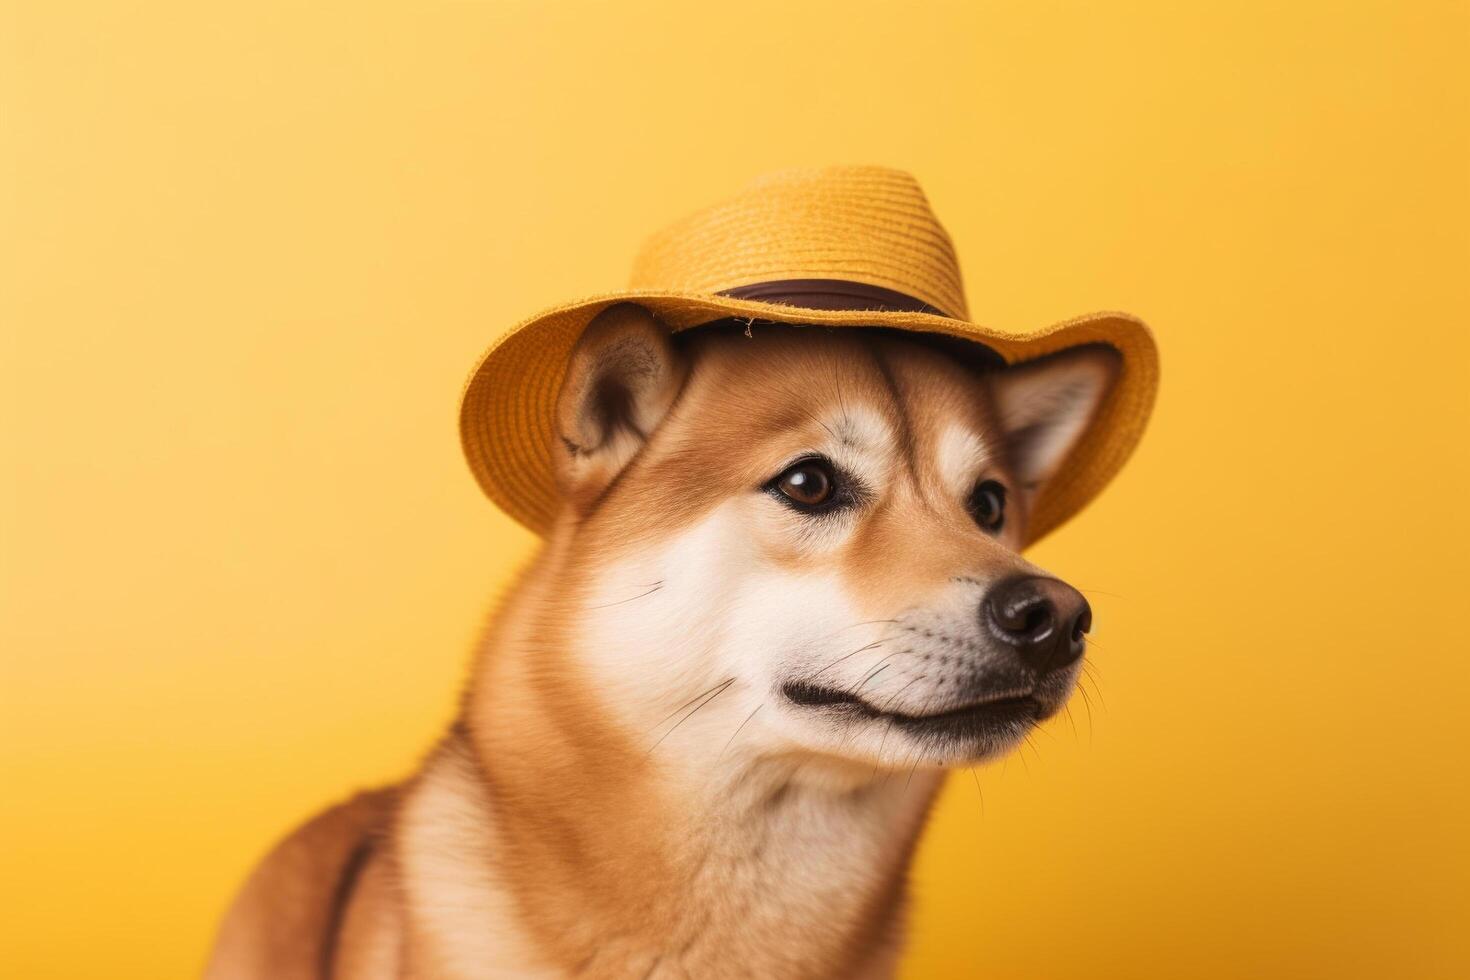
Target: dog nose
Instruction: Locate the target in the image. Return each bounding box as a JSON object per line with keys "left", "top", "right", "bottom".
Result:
{"left": 983, "top": 576, "right": 1092, "bottom": 672}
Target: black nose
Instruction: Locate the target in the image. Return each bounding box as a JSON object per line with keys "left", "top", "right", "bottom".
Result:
{"left": 983, "top": 576, "right": 1092, "bottom": 672}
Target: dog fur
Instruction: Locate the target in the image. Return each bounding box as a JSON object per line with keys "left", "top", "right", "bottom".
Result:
{"left": 206, "top": 305, "right": 1119, "bottom": 979}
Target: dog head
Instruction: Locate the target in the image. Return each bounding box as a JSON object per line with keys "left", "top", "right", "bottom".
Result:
{"left": 549, "top": 304, "right": 1118, "bottom": 775}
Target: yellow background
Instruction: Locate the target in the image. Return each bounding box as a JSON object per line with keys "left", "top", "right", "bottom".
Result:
{"left": 3, "top": 2, "right": 1467, "bottom": 977}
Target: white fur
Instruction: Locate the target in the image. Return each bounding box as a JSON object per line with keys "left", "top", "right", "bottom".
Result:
{"left": 579, "top": 499, "right": 1053, "bottom": 780}
{"left": 936, "top": 424, "right": 996, "bottom": 500}
{"left": 397, "top": 744, "right": 562, "bottom": 979}
{"left": 991, "top": 353, "right": 1114, "bottom": 488}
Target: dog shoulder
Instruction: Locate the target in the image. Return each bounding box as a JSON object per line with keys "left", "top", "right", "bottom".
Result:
{"left": 204, "top": 786, "right": 397, "bottom": 980}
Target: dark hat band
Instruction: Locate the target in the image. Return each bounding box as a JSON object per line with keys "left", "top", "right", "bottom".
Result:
{"left": 719, "top": 278, "right": 950, "bottom": 317}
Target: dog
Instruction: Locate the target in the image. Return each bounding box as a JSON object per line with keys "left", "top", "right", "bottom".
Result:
{"left": 206, "top": 303, "right": 1119, "bottom": 979}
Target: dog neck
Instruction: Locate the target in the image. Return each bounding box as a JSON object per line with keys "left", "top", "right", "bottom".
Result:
{"left": 395, "top": 541, "right": 944, "bottom": 978}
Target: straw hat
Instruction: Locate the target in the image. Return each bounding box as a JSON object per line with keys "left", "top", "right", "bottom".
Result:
{"left": 460, "top": 165, "right": 1158, "bottom": 543}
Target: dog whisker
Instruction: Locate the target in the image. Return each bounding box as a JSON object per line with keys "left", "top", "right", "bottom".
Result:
{"left": 587, "top": 582, "right": 664, "bottom": 610}
{"left": 813, "top": 619, "right": 899, "bottom": 645}
{"left": 886, "top": 739, "right": 921, "bottom": 789}
{"left": 653, "top": 677, "right": 736, "bottom": 732}
{"left": 718, "top": 704, "right": 763, "bottom": 759}
{"left": 872, "top": 717, "right": 897, "bottom": 779}
{"left": 1075, "top": 679, "right": 1096, "bottom": 741}
{"left": 1074, "top": 586, "right": 1125, "bottom": 600}
{"left": 879, "top": 675, "right": 922, "bottom": 713}
{"left": 905, "top": 759, "right": 922, "bottom": 790}
{"left": 1016, "top": 735, "right": 1034, "bottom": 774}
{"left": 795, "top": 403, "right": 840, "bottom": 443}
{"left": 969, "top": 767, "right": 985, "bottom": 812}
{"left": 1079, "top": 663, "right": 1108, "bottom": 710}
{"left": 852, "top": 663, "right": 891, "bottom": 693}
{"left": 648, "top": 678, "right": 736, "bottom": 754}
{"left": 810, "top": 639, "right": 885, "bottom": 681}
{"left": 849, "top": 647, "right": 903, "bottom": 694}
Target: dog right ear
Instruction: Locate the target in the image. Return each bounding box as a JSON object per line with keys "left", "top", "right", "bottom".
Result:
{"left": 553, "top": 303, "right": 686, "bottom": 510}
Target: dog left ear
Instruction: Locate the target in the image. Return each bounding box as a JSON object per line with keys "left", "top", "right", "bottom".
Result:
{"left": 553, "top": 303, "right": 686, "bottom": 509}
{"left": 990, "top": 345, "right": 1121, "bottom": 493}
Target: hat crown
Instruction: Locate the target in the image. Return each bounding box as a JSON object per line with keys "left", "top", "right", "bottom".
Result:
{"left": 628, "top": 166, "right": 970, "bottom": 319}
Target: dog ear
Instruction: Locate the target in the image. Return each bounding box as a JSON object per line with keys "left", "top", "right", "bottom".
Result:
{"left": 990, "top": 345, "right": 1120, "bottom": 493}
{"left": 553, "top": 303, "right": 686, "bottom": 508}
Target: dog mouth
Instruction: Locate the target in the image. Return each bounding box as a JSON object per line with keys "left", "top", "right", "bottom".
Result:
{"left": 781, "top": 680, "right": 1043, "bottom": 742}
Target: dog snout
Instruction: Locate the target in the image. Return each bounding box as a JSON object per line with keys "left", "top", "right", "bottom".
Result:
{"left": 982, "top": 576, "right": 1091, "bottom": 673}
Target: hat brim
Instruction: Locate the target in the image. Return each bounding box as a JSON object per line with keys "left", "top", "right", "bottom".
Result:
{"left": 459, "top": 290, "right": 1158, "bottom": 545}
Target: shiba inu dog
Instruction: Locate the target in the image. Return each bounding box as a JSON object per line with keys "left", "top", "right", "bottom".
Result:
{"left": 207, "top": 304, "right": 1120, "bottom": 979}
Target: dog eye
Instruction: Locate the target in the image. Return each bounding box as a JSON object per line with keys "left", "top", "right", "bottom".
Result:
{"left": 769, "top": 458, "right": 839, "bottom": 510}
{"left": 968, "top": 479, "right": 1006, "bottom": 533}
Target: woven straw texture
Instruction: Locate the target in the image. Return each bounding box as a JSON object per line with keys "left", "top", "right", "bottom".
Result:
{"left": 460, "top": 166, "right": 1159, "bottom": 544}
